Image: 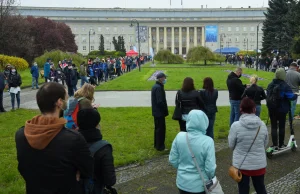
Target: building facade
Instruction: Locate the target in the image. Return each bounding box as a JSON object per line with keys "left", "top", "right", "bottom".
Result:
{"left": 17, "top": 6, "right": 266, "bottom": 55}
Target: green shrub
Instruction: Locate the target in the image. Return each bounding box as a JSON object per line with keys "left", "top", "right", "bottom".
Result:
{"left": 154, "top": 50, "right": 183, "bottom": 64}
{"left": 86, "top": 50, "right": 125, "bottom": 60}
{"left": 213, "top": 53, "right": 226, "bottom": 63}
{"left": 0, "top": 55, "right": 29, "bottom": 71}
{"left": 34, "top": 50, "right": 86, "bottom": 67}
{"left": 237, "top": 50, "right": 257, "bottom": 57}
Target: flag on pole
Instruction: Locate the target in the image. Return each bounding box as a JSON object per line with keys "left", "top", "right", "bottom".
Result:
{"left": 181, "top": 0, "right": 183, "bottom": 5}
{"left": 170, "top": 0, "right": 171, "bottom": 6}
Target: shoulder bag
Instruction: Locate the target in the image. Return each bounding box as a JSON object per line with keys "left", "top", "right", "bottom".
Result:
{"left": 172, "top": 90, "right": 182, "bottom": 120}
{"left": 186, "top": 133, "right": 224, "bottom": 194}
{"left": 228, "top": 126, "right": 261, "bottom": 182}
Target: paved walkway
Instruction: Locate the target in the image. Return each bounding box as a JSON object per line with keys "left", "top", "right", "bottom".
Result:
{"left": 2, "top": 88, "right": 273, "bottom": 110}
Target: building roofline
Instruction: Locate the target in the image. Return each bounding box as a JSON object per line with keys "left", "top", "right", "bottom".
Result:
{"left": 16, "top": 6, "right": 267, "bottom": 12}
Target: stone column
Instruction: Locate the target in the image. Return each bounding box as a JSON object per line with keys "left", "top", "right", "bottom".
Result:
{"left": 194, "top": 27, "right": 197, "bottom": 47}
{"left": 179, "top": 27, "right": 182, "bottom": 55}
{"left": 149, "top": 27, "right": 152, "bottom": 54}
{"left": 164, "top": 27, "right": 167, "bottom": 49}
{"left": 186, "top": 27, "right": 190, "bottom": 52}
{"left": 171, "top": 27, "right": 175, "bottom": 54}
{"left": 156, "top": 27, "right": 159, "bottom": 53}
{"left": 202, "top": 26, "right": 205, "bottom": 46}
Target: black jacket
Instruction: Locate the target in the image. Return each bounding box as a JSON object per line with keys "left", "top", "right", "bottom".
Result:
{"left": 0, "top": 72, "right": 5, "bottom": 91}
{"left": 15, "top": 127, "right": 93, "bottom": 194}
{"left": 8, "top": 71, "right": 22, "bottom": 88}
{"left": 200, "top": 89, "right": 218, "bottom": 117}
{"left": 151, "top": 81, "right": 169, "bottom": 117}
{"left": 79, "top": 128, "right": 116, "bottom": 190}
{"left": 241, "top": 84, "right": 266, "bottom": 105}
{"left": 66, "top": 69, "right": 77, "bottom": 86}
{"left": 227, "top": 72, "right": 246, "bottom": 100}
{"left": 176, "top": 90, "right": 206, "bottom": 115}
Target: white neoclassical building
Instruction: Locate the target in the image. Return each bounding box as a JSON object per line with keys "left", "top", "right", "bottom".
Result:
{"left": 17, "top": 6, "right": 266, "bottom": 55}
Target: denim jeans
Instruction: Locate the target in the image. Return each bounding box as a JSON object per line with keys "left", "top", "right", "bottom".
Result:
{"left": 80, "top": 76, "right": 89, "bottom": 87}
{"left": 10, "top": 91, "right": 20, "bottom": 109}
{"left": 256, "top": 105, "right": 262, "bottom": 117}
{"left": 207, "top": 114, "right": 216, "bottom": 139}
{"left": 230, "top": 100, "right": 241, "bottom": 126}
{"left": 290, "top": 96, "right": 298, "bottom": 121}
{"left": 32, "top": 77, "right": 39, "bottom": 89}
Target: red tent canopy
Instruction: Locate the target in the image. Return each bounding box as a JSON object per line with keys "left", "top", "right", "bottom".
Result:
{"left": 126, "top": 50, "right": 138, "bottom": 56}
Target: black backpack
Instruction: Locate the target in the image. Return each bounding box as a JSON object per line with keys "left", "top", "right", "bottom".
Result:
{"left": 266, "top": 83, "right": 282, "bottom": 109}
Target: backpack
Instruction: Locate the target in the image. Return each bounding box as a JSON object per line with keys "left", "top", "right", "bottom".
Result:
{"left": 83, "top": 140, "right": 110, "bottom": 194}
{"left": 266, "top": 83, "right": 282, "bottom": 109}
{"left": 63, "top": 97, "right": 85, "bottom": 129}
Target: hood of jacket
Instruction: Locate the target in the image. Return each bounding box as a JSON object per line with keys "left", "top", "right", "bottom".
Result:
{"left": 239, "top": 113, "right": 262, "bottom": 130}
{"left": 186, "top": 110, "right": 209, "bottom": 135}
{"left": 24, "top": 115, "right": 66, "bottom": 150}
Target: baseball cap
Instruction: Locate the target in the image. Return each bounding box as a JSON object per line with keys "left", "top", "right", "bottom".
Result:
{"left": 156, "top": 72, "right": 167, "bottom": 79}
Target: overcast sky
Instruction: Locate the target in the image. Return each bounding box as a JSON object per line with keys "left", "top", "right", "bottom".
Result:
{"left": 19, "top": 0, "right": 269, "bottom": 9}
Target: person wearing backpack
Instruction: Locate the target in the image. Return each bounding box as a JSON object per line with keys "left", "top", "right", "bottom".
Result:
{"left": 242, "top": 75, "right": 267, "bottom": 117}
{"left": 77, "top": 107, "right": 116, "bottom": 194}
{"left": 267, "top": 68, "right": 298, "bottom": 150}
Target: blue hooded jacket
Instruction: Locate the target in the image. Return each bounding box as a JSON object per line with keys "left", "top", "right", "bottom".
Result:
{"left": 169, "top": 110, "right": 216, "bottom": 193}
{"left": 30, "top": 66, "right": 39, "bottom": 78}
{"left": 102, "top": 63, "right": 108, "bottom": 72}
{"left": 44, "top": 62, "right": 50, "bottom": 78}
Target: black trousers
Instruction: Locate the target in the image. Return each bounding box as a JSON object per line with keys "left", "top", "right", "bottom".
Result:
{"left": 178, "top": 120, "right": 187, "bottom": 132}
{"left": 0, "top": 89, "right": 4, "bottom": 111}
{"left": 154, "top": 117, "right": 166, "bottom": 151}
{"left": 179, "top": 189, "right": 205, "bottom": 194}
{"left": 238, "top": 174, "right": 267, "bottom": 194}
{"left": 126, "top": 65, "right": 131, "bottom": 72}
{"left": 269, "top": 110, "right": 287, "bottom": 147}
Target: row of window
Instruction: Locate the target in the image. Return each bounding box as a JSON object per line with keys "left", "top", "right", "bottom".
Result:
{"left": 152, "top": 37, "right": 201, "bottom": 43}
{"left": 221, "top": 37, "right": 259, "bottom": 42}
{"left": 220, "top": 26, "right": 262, "bottom": 32}
{"left": 151, "top": 27, "right": 202, "bottom": 32}
{"left": 73, "top": 26, "right": 128, "bottom": 33}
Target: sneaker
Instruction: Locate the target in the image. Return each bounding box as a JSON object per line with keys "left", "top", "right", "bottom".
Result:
{"left": 279, "top": 145, "right": 287, "bottom": 150}
{"left": 271, "top": 145, "right": 279, "bottom": 151}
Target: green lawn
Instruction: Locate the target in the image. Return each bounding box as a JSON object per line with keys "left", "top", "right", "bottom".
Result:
{"left": 143, "top": 62, "right": 221, "bottom": 68}
{"left": 97, "top": 66, "right": 275, "bottom": 91}
{"left": 1, "top": 106, "right": 299, "bottom": 193}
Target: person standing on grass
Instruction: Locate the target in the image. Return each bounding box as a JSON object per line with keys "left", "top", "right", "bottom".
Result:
{"left": 43, "top": 58, "right": 51, "bottom": 83}
{"left": 228, "top": 97, "right": 268, "bottom": 194}
{"left": 79, "top": 62, "right": 89, "bottom": 87}
{"left": 174, "top": 77, "right": 206, "bottom": 132}
{"left": 241, "top": 75, "right": 266, "bottom": 117}
{"left": 30, "top": 62, "right": 39, "bottom": 89}
{"left": 0, "top": 72, "right": 6, "bottom": 112}
{"left": 200, "top": 77, "right": 218, "bottom": 139}
{"left": 8, "top": 66, "right": 22, "bottom": 111}
{"left": 285, "top": 62, "right": 300, "bottom": 120}
{"left": 115, "top": 57, "right": 121, "bottom": 76}
{"left": 151, "top": 72, "right": 169, "bottom": 151}
{"left": 121, "top": 57, "right": 126, "bottom": 73}
{"left": 15, "top": 82, "right": 93, "bottom": 194}
{"left": 227, "top": 67, "right": 246, "bottom": 126}
{"left": 65, "top": 63, "right": 77, "bottom": 97}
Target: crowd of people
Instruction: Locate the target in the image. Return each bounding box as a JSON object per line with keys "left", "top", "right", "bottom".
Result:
{"left": 0, "top": 54, "right": 298, "bottom": 193}
{"left": 151, "top": 63, "right": 299, "bottom": 194}
{"left": 0, "top": 55, "right": 149, "bottom": 112}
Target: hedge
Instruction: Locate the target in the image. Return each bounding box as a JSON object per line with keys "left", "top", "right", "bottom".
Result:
{"left": 0, "top": 55, "right": 29, "bottom": 71}
{"left": 34, "top": 50, "right": 86, "bottom": 68}
{"left": 87, "top": 50, "right": 125, "bottom": 60}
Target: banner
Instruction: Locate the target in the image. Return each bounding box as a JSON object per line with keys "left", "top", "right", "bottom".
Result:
{"left": 205, "top": 25, "right": 218, "bottom": 43}
{"left": 136, "top": 26, "right": 148, "bottom": 43}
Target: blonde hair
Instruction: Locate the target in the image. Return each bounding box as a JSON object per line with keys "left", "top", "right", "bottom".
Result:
{"left": 74, "top": 83, "right": 95, "bottom": 101}
{"left": 250, "top": 75, "right": 258, "bottom": 84}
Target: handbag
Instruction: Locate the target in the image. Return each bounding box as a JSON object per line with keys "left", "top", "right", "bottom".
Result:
{"left": 172, "top": 90, "right": 182, "bottom": 120}
{"left": 228, "top": 126, "right": 261, "bottom": 183}
{"left": 186, "top": 133, "right": 224, "bottom": 194}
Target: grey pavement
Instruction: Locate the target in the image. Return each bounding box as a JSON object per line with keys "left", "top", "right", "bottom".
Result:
{"left": 1, "top": 89, "right": 268, "bottom": 110}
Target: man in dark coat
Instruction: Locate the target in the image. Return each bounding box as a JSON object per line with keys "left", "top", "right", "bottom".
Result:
{"left": 65, "top": 63, "right": 77, "bottom": 97}
{"left": 15, "top": 82, "right": 93, "bottom": 194}
{"left": 0, "top": 72, "right": 6, "bottom": 112}
{"left": 151, "top": 72, "right": 168, "bottom": 151}
{"left": 227, "top": 67, "right": 246, "bottom": 126}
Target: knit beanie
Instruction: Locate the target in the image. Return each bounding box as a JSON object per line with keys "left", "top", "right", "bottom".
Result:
{"left": 275, "top": 68, "right": 286, "bottom": 81}
{"left": 77, "top": 108, "right": 101, "bottom": 130}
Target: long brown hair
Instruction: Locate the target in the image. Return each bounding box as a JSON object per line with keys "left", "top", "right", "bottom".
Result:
{"left": 181, "top": 77, "right": 195, "bottom": 92}
{"left": 203, "top": 77, "right": 214, "bottom": 94}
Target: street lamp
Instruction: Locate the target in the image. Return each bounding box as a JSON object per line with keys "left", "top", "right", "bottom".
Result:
{"left": 130, "top": 19, "right": 141, "bottom": 72}
{"left": 219, "top": 33, "right": 226, "bottom": 55}
{"left": 89, "top": 29, "right": 95, "bottom": 53}
{"left": 256, "top": 22, "right": 263, "bottom": 71}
